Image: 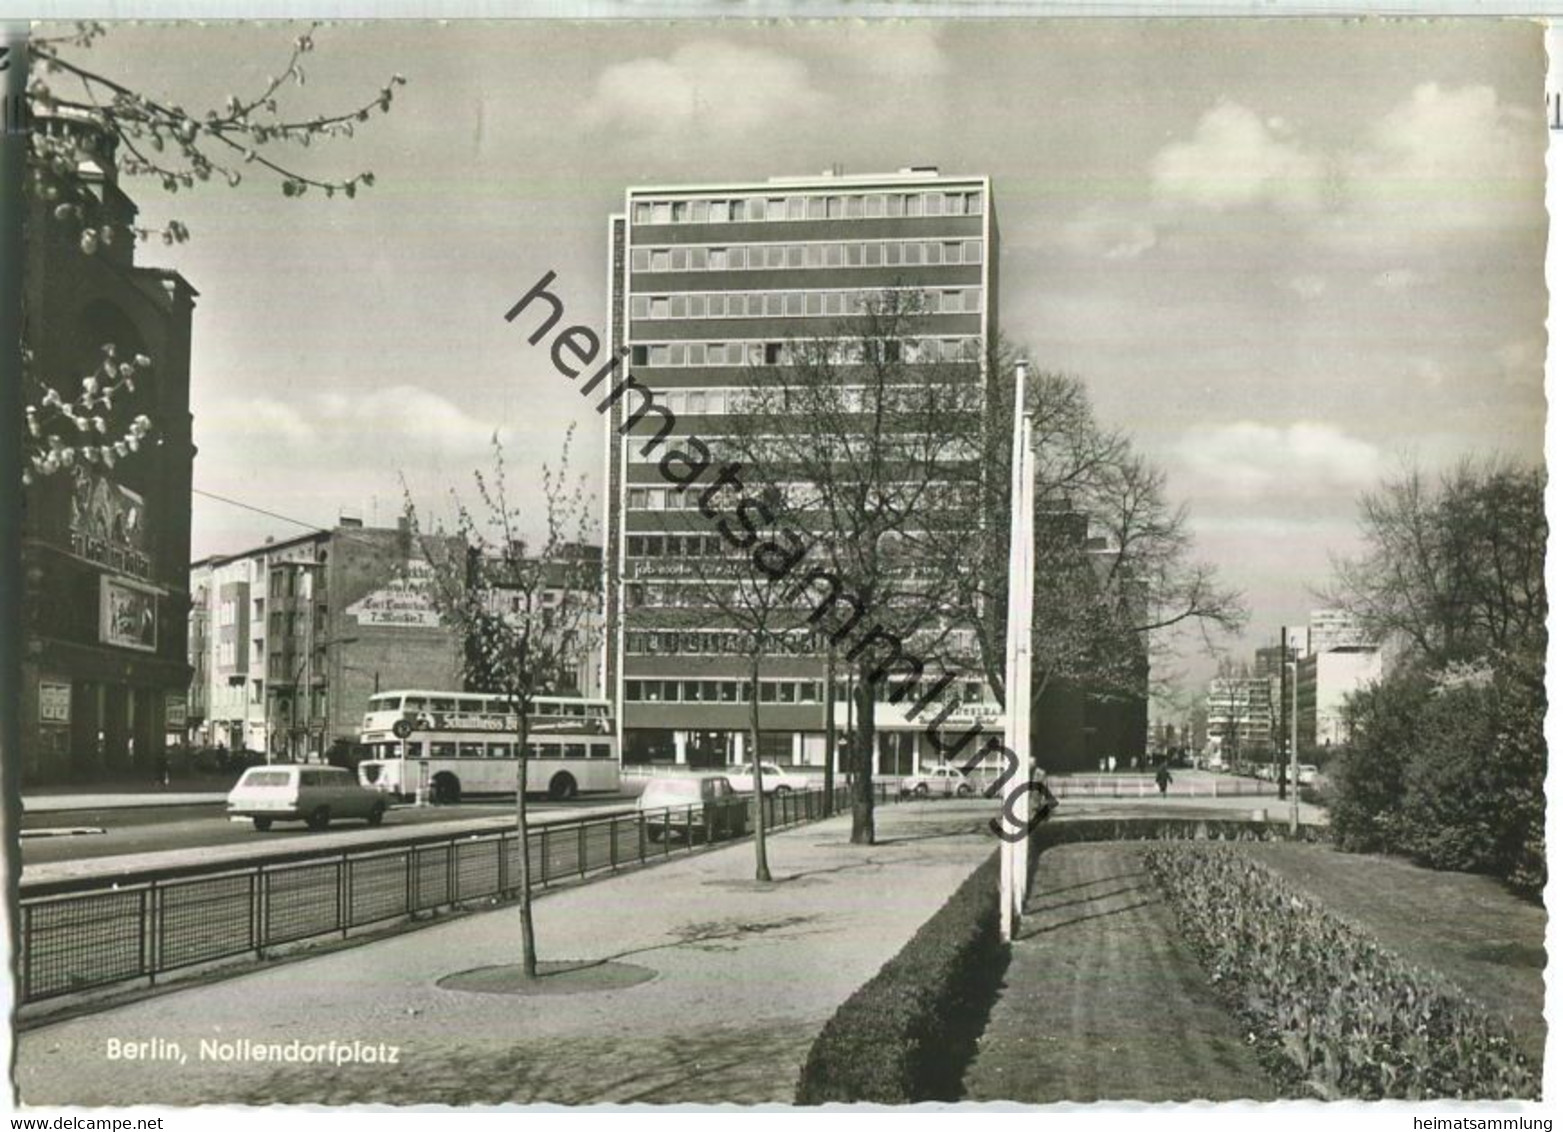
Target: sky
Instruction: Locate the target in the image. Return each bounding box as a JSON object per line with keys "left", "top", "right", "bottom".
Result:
{"left": 57, "top": 18, "right": 1549, "bottom": 703}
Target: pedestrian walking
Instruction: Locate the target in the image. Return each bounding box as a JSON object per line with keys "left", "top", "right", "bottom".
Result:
{"left": 156, "top": 751, "right": 171, "bottom": 788}
{"left": 1155, "top": 763, "right": 1172, "bottom": 797}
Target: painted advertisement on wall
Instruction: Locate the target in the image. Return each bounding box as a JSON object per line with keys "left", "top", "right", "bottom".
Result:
{"left": 101, "top": 576, "right": 158, "bottom": 652}
{"left": 346, "top": 557, "right": 441, "bottom": 628}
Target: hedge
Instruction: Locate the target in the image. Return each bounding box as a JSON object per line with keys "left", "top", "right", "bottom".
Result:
{"left": 794, "top": 851, "right": 1004, "bottom": 1104}
{"left": 1143, "top": 844, "right": 1538, "bottom": 1100}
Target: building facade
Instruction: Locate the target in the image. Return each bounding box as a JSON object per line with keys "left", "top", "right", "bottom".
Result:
{"left": 20, "top": 113, "right": 197, "bottom": 785}
{"left": 604, "top": 168, "right": 1001, "bottom": 773}
{"left": 187, "top": 521, "right": 466, "bottom": 759}
{"left": 1204, "top": 676, "right": 1273, "bottom": 766}
{"left": 1296, "top": 645, "right": 1383, "bottom": 750}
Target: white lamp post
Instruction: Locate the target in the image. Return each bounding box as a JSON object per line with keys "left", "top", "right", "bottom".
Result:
{"left": 1000, "top": 360, "right": 1036, "bottom": 941}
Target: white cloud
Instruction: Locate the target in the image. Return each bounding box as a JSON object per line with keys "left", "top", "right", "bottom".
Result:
{"left": 580, "top": 39, "right": 827, "bottom": 143}
{"left": 1151, "top": 101, "right": 1326, "bottom": 213}
{"left": 1060, "top": 205, "right": 1158, "bottom": 261}
{"left": 839, "top": 24, "right": 948, "bottom": 79}
{"left": 1175, "top": 421, "right": 1383, "bottom": 501}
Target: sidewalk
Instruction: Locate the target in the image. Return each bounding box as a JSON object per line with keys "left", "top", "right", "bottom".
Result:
{"left": 24, "top": 792, "right": 229, "bottom": 813}
{"left": 16, "top": 800, "right": 997, "bottom": 1107}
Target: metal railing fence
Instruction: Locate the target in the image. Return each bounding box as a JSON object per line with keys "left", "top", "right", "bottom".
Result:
{"left": 19, "top": 783, "right": 899, "bottom": 1006}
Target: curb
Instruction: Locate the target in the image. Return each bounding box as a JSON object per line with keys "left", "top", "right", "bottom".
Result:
{"left": 20, "top": 828, "right": 106, "bottom": 839}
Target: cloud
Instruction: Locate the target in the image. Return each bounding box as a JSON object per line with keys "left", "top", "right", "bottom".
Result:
{"left": 1151, "top": 101, "right": 1326, "bottom": 213}
{"left": 837, "top": 24, "right": 948, "bottom": 79}
{"left": 1059, "top": 205, "right": 1158, "bottom": 261}
{"left": 1175, "top": 421, "right": 1383, "bottom": 501}
{"left": 1319, "top": 83, "right": 1542, "bottom": 252}
{"left": 579, "top": 39, "right": 827, "bottom": 143}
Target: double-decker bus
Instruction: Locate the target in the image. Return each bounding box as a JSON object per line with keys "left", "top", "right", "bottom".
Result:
{"left": 356, "top": 689, "right": 618, "bottom": 803}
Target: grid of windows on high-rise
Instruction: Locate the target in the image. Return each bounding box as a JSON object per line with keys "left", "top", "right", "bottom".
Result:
{"left": 631, "top": 189, "right": 984, "bottom": 225}
{"left": 629, "top": 239, "right": 984, "bottom": 274}
{"left": 630, "top": 286, "right": 983, "bottom": 319}
{"left": 625, "top": 337, "right": 982, "bottom": 368}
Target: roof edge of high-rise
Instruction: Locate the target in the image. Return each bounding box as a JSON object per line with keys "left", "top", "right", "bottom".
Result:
{"left": 624, "top": 168, "right": 990, "bottom": 195}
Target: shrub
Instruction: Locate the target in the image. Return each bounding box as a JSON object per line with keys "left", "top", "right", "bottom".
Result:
{"left": 1328, "top": 650, "right": 1546, "bottom": 900}
{"left": 794, "top": 852, "right": 1003, "bottom": 1104}
{"left": 1144, "top": 844, "right": 1538, "bottom": 1100}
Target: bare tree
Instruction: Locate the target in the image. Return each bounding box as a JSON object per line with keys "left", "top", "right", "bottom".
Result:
{"left": 1324, "top": 458, "right": 1546, "bottom": 667}
{"left": 722, "top": 289, "right": 986, "bottom": 845}
{"left": 407, "top": 429, "right": 600, "bottom": 979}
{"left": 961, "top": 359, "right": 1246, "bottom": 722}
{"left": 650, "top": 487, "right": 808, "bottom": 881}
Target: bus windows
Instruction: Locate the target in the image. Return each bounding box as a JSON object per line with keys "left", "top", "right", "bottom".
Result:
{"left": 404, "top": 696, "right": 428, "bottom": 712}
{"left": 590, "top": 743, "right": 611, "bottom": 759}
{"left": 484, "top": 699, "right": 509, "bottom": 715}
{"left": 565, "top": 744, "right": 587, "bottom": 760}
{"left": 431, "top": 698, "right": 457, "bottom": 713}
{"left": 527, "top": 743, "right": 545, "bottom": 760}
{"left": 404, "top": 741, "right": 425, "bottom": 758}
{"left": 486, "top": 743, "right": 510, "bottom": 759}
{"left": 431, "top": 742, "right": 457, "bottom": 759}
{"left": 459, "top": 742, "right": 483, "bottom": 759}
{"left": 565, "top": 703, "right": 585, "bottom": 716}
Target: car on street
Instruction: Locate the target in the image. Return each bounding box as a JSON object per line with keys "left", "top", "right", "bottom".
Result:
{"left": 730, "top": 762, "right": 812, "bottom": 795}
{"left": 226, "top": 765, "right": 389, "bottom": 831}
{"left": 899, "top": 764, "right": 976, "bottom": 798}
{"left": 636, "top": 774, "right": 749, "bottom": 842}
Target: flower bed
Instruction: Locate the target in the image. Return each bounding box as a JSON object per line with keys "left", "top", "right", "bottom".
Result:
{"left": 794, "top": 851, "right": 1003, "bottom": 1104}
{"left": 1143, "top": 844, "right": 1538, "bottom": 1100}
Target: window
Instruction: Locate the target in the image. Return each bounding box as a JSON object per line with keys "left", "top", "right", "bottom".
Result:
{"left": 591, "top": 743, "right": 612, "bottom": 759}
{"left": 649, "top": 345, "right": 670, "bottom": 366}
{"left": 688, "top": 295, "right": 706, "bottom": 318}
{"left": 787, "top": 195, "right": 806, "bottom": 220}
{"left": 944, "top": 193, "right": 964, "bottom": 214}
{"left": 965, "top": 190, "right": 983, "bottom": 215}
{"left": 905, "top": 193, "right": 923, "bottom": 217}
{"left": 805, "top": 293, "right": 824, "bottom": 316}
{"left": 845, "top": 244, "right": 863, "bottom": 267}
{"left": 865, "top": 244, "right": 882, "bottom": 267}
{"left": 708, "top": 199, "right": 728, "bottom": 223}
{"left": 650, "top": 249, "right": 669, "bottom": 271}
{"left": 688, "top": 343, "right": 707, "bottom": 366}
{"left": 766, "top": 246, "right": 785, "bottom": 269}
{"left": 633, "top": 202, "right": 651, "bottom": 224}
{"left": 691, "top": 200, "right": 709, "bottom": 223}
{"left": 631, "top": 249, "right": 651, "bottom": 272}
{"left": 651, "top": 201, "right": 672, "bottom": 224}
{"left": 565, "top": 743, "right": 587, "bottom": 759}
{"left": 628, "top": 488, "right": 648, "bottom": 510}
{"left": 886, "top": 193, "right": 905, "bottom": 218}
{"left": 924, "top": 192, "right": 943, "bottom": 216}
{"left": 767, "top": 198, "right": 786, "bottom": 220}
{"left": 944, "top": 242, "right": 963, "bottom": 263}
{"left": 964, "top": 288, "right": 982, "bottom": 313}
{"left": 925, "top": 242, "right": 942, "bottom": 266}
{"left": 903, "top": 242, "right": 923, "bottom": 266}
{"left": 865, "top": 193, "right": 885, "bottom": 218}
{"left": 671, "top": 200, "right": 689, "bottom": 222}
{"left": 746, "top": 198, "right": 765, "bottom": 221}
{"left": 786, "top": 245, "right": 804, "bottom": 268}
{"left": 670, "top": 248, "right": 688, "bottom": 271}
{"left": 631, "top": 345, "right": 648, "bottom": 366}
{"left": 760, "top": 683, "right": 778, "bottom": 703}
{"left": 825, "top": 243, "right": 843, "bottom": 267}
{"left": 650, "top": 297, "right": 670, "bottom": 318}
{"left": 747, "top": 294, "right": 766, "bottom": 316}
{"left": 729, "top": 247, "right": 746, "bottom": 270}
{"left": 807, "top": 196, "right": 827, "bottom": 220}
{"left": 630, "top": 296, "right": 650, "bottom": 319}
{"left": 710, "top": 248, "right": 728, "bottom": 270}
{"left": 765, "top": 293, "right": 785, "bottom": 317}
{"left": 884, "top": 242, "right": 901, "bottom": 266}
{"left": 806, "top": 244, "right": 824, "bottom": 267}
{"left": 687, "top": 391, "right": 707, "bottom": 414}
{"left": 964, "top": 239, "right": 983, "bottom": 264}
{"left": 662, "top": 680, "right": 681, "bottom": 702}
{"left": 845, "top": 195, "right": 864, "bottom": 219}
{"left": 670, "top": 296, "right": 688, "bottom": 318}
{"left": 689, "top": 248, "right": 708, "bottom": 270}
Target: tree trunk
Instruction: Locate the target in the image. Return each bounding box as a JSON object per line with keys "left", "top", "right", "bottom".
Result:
{"left": 749, "top": 652, "right": 772, "bottom": 882}
{"left": 515, "top": 715, "right": 539, "bottom": 979}
{"left": 851, "top": 665, "right": 876, "bottom": 845}
{"left": 823, "top": 647, "right": 836, "bottom": 815}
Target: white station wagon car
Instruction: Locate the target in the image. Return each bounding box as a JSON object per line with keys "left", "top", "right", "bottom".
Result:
{"left": 227, "top": 765, "right": 389, "bottom": 831}
{"left": 899, "top": 765, "right": 977, "bottom": 798}
{"left": 730, "top": 762, "right": 812, "bottom": 795}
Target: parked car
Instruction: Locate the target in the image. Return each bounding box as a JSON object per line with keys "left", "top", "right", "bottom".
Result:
{"left": 226, "top": 765, "right": 389, "bottom": 831}
{"left": 1286, "top": 763, "right": 1321, "bottom": 786}
{"left": 899, "top": 764, "right": 976, "bottom": 799}
{"left": 636, "top": 775, "right": 749, "bottom": 842}
{"left": 730, "top": 762, "right": 812, "bottom": 795}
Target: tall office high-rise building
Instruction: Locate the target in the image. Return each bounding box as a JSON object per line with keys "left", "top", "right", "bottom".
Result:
{"left": 605, "top": 168, "right": 1001, "bottom": 773}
